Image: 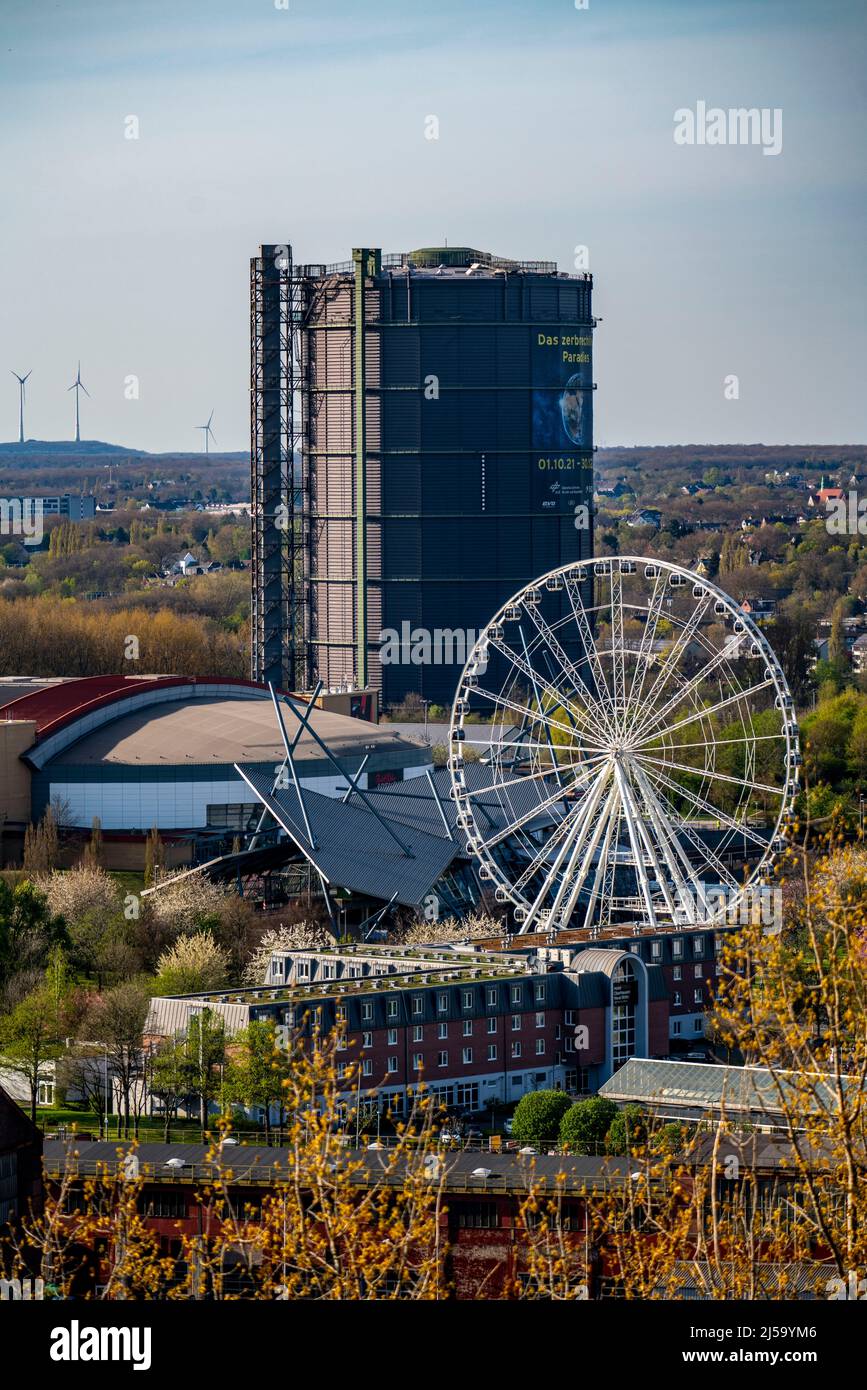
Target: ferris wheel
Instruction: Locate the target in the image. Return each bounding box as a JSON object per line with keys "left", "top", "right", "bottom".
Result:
{"left": 448, "top": 556, "right": 800, "bottom": 934}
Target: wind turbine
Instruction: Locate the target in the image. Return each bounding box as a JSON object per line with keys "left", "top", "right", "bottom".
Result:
{"left": 10, "top": 369, "right": 31, "bottom": 444}
{"left": 68, "top": 361, "right": 90, "bottom": 443}
{"left": 197, "top": 409, "right": 216, "bottom": 454}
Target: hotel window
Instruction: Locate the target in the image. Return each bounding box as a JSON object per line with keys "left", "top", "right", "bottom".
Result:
{"left": 336, "top": 1033, "right": 347, "bottom": 1051}
{"left": 362, "top": 1031, "right": 372, "bottom": 1049}
{"left": 462, "top": 990, "right": 473, "bottom": 1009}
{"left": 438, "top": 993, "right": 449, "bottom": 1013}
{"left": 535, "top": 1038, "right": 545, "bottom": 1056}
{"left": 322, "top": 963, "right": 337, "bottom": 980}
{"left": 362, "top": 1001, "right": 373, "bottom": 1022}
{"left": 438, "top": 1051, "right": 448, "bottom": 1068}
{"left": 694, "top": 936, "right": 705, "bottom": 957}
{"left": 387, "top": 1028, "right": 398, "bottom": 1046}
{"left": 297, "top": 961, "right": 310, "bottom": 979}
{"left": 462, "top": 1047, "right": 473, "bottom": 1065}
{"left": 564, "top": 1010, "right": 575, "bottom": 1025}
{"left": 555, "top": 1024, "right": 561, "bottom": 1040}
{"left": 413, "top": 1053, "right": 423, "bottom": 1071}
{"left": 714, "top": 934, "right": 725, "bottom": 957}
{"left": 487, "top": 1017, "right": 497, "bottom": 1034}
{"left": 673, "top": 965, "right": 682, "bottom": 981}
{"left": 535, "top": 983, "right": 546, "bottom": 1003}
{"left": 387, "top": 1057, "right": 398, "bottom": 1074}
{"left": 336, "top": 1004, "right": 347, "bottom": 1023}
{"left": 694, "top": 988, "right": 703, "bottom": 1004}
{"left": 337, "top": 1062, "right": 348, "bottom": 1080}
{"left": 672, "top": 939, "right": 683, "bottom": 959}
{"left": 487, "top": 987, "right": 498, "bottom": 1007}
{"left": 362, "top": 1059, "right": 373, "bottom": 1077}
{"left": 564, "top": 1037, "right": 575, "bottom": 1053}
{"left": 413, "top": 1024, "right": 424, "bottom": 1042}
{"left": 535, "top": 1011, "right": 545, "bottom": 1028}
{"left": 511, "top": 1041, "right": 522, "bottom": 1059}
{"left": 387, "top": 999, "right": 399, "bottom": 1020}
{"left": 438, "top": 1022, "right": 448, "bottom": 1040}
{"left": 487, "top": 1044, "right": 497, "bottom": 1062}
{"left": 511, "top": 1015, "right": 521, "bottom": 1031}
{"left": 456, "top": 1083, "right": 479, "bottom": 1110}
{"left": 412, "top": 996, "right": 423, "bottom": 1016}
{"left": 510, "top": 985, "right": 522, "bottom": 1005}
{"left": 651, "top": 941, "right": 662, "bottom": 960}
{"left": 673, "top": 992, "right": 681, "bottom": 1007}
{"left": 694, "top": 964, "right": 703, "bottom": 979}
{"left": 694, "top": 1019, "right": 703, "bottom": 1033}
{"left": 463, "top": 1019, "right": 473, "bottom": 1037}
{"left": 672, "top": 1021, "right": 682, "bottom": 1036}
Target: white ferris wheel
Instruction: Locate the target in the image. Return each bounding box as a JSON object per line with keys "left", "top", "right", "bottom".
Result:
{"left": 448, "top": 556, "right": 800, "bottom": 935}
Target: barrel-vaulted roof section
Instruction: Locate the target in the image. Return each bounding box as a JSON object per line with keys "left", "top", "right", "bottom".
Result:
{"left": 0, "top": 675, "right": 194, "bottom": 737}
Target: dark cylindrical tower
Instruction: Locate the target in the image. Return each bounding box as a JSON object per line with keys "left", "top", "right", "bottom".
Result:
{"left": 291, "top": 245, "right": 594, "bottom": 706}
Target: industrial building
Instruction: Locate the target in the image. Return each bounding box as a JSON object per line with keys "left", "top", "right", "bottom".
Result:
{"left": 0, "top": 675, "right": 429, "bottom": 871}
{"left": 250, "top": 244, "right": 595, "bottom": 705}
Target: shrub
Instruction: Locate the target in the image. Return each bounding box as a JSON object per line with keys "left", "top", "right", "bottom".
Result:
{"left": 510, "top": 1089, "right": 572, "bottom": 1146}
{"left": 559, "top": 1097, "right": 618, "bottom": 1154}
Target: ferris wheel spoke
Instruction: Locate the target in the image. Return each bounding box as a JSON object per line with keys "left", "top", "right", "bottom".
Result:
{"left": 634, "top": 751, "right": 785, "bottom": 800}
{"left": 631, "top": 763, "right": 737, "bottom": 902}
{"left": 563, "top": 573, "right": 617, "bottom": 726}
{"left": 624, "top": 569, "right": 669, "bottom": 728}
{"left": 520, "top": 766, "right": 613, "bottom": 930}
{"left": 469, "top": 685, "right": 601, "bottom": 747}
{"left": 624, "top": 590, "right": 712, "bottom": 739}
{"left": 481, "top": 649, "right": 609, "bottom": 750}
{"left": 649, "top": 732, "right": 785, "bottom": 754}
{"left": 576, "top": 790, "right": 619, "bottom": 930}
{"left": 462, "top": 764, "right": 581, "bottom": 799}
{"left": 511, "top": 774, "right": 607, "bottom": 895}
{"left": 634, "top": 760, "right": 773, "bottom": 852}
{"left": 631, "top": 679, "right": 776, "bottom": 749}
{"left": 630, "top": 634, "right": 743, "bottom": 747}
{"left": 609, "top": 564, "right": 626, "bottom": 715}
{"left": 551, "top": 778, "right": 620, "bottom": 929}
{"left": 520, "top": 600, "right": 617, "bottom": 741}
{"left": 613, "top": 762, "right": 658, "bottom": 927}
{"left": 629, "top": 763, "right": 705, "bottom": 919}
{"left": 476, "top": 756, "right": 606, "bottom": 852}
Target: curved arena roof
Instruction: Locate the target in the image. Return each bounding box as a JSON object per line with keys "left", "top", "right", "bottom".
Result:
{"left": 48, "top": 695, "right": 412, "bottom": 767}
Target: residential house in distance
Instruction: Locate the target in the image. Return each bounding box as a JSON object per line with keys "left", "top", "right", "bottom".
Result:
{"left": 625, "top": 508, "right": 661, "bottom": 530}
{"left": 852, "top": 634, "right": 867, "bottom": 674}
{"left": 740, "top": 597, "right": 776, "bottom": 623}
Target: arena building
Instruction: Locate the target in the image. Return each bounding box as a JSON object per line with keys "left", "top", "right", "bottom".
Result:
{"left": 0, "top": 675, "right": 429, "bottom": 870}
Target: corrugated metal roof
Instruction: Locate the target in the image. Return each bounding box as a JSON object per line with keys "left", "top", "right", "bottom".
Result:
{"left": 363, "top": 764, "right": 568, "bottom": 851}
{"left": 145, "top": 997, "right": 250, "bottom": 1039}
{"left": 236, "top": 764, "right": 459, "bottom": 908}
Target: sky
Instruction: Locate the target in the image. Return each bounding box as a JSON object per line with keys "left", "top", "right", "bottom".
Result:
{"left": 1, "top": 0, "right": 865, "bottom": 452}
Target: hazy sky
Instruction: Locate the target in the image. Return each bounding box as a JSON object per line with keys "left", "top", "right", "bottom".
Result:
{"left": 1, "top": 0, "right": 865, "bottom": 452}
